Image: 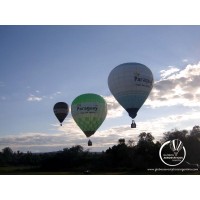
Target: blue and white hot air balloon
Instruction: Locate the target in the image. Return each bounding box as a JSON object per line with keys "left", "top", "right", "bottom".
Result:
{"left": 108, "top": 62, "right": 154, "bottom": 128}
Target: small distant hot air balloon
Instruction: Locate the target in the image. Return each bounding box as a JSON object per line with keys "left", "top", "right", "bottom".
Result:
{"left": 53, "top": 102, "right": 69, "bottom": 126}
{"left": 108, "top": 62, "right": 154, "bottom": 128}
{"left": 170, "top": 139, "right": 183, "bottom": 156}
{"left": 71, "top": 93, "right": 107, "bottom": 146}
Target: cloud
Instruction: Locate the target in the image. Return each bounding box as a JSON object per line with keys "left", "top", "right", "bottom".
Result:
{"left": 49, "top": 91, "right": 62, "bottom": 99}
{"left": 103, "top": 95, "right": 124, "bottom": 118}
{"left": 98, "top": 109, "right": 200, "bottom": 144}
{"left": 27, "top": 94, "right": 43, "bottom": 102}
{"left": 0, "top": 117, "right": 88, "bottom": 152}
{"left": 27, "top": 91, "right": 62, "bottom": 101}
{"left": 160, "top": 66, "right": 180, "bottom": 79}
{"left": 0, "top": 115, "right": 134, "bottom": 153}
{"left": 182, "top": 59, "right": 188, "bottom": 63}
{"left": 0, "top": 132, "right": 76, "bottom": 152}
{"left": 146, "top": 62, "right": 200, "bottom": 108}
{"left": 51, "top": 118, "right": 85, "bottom": 139}
{"left": 0, "top": 127, "right": 133, "bottom": 153}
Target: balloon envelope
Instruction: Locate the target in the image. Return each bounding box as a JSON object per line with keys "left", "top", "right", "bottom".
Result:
{"left": 108, "top": 62, "right": 154, "bottom": 119}
{"left": 53, "top": 102, "right": 69, "bottom": 125}
{"left": 71, "top": 93, "right": 107, "bottom": 138}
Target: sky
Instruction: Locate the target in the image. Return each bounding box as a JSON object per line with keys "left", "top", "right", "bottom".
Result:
{"left": 1, "top": 25, "right": 200, "bottom": 152}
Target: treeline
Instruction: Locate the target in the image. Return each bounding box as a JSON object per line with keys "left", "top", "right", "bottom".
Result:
{"left": 0, "top": 126, "right": 200, "bottom": 174}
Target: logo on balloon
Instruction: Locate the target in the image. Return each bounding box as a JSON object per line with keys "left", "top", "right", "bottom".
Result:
{"left": 159, "top": 139, "right": 186, "bottom": 167}
{"left": 77, "top": 104, "right": 98, "bottom": 113}
{"left": 134, "top": 76, "right": 153, "bottom": 88}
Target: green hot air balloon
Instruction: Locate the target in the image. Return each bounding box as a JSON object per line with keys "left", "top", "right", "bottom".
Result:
{"left": 53, "top": 102, "right": 69, "bottom": 126}
{"left": 71, "top": 93, "right": 107, "bottom": 146}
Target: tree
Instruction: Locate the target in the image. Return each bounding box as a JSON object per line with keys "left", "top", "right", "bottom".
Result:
{"left": 2, "top": 147, "right": 13, "bottom": 155}
{"left": 138, "top": 132, "right": 154, "bottom": 143}
{"left": 118, "top": 138, "right": 125, "bottom": 145}
{"left": 190, "top": 126, "right": 200, "bottom": 137}
{"left": 69, "top": 145, "right": 83, "bottom": 153}
{"left": 2, "top": 147, "right": 14, "bottom": 164}
{"left": 162, "top": 129, "right": 188, "bottom": 142}
{"left": 127, "top": 139, "right": 135, "bottom": 147}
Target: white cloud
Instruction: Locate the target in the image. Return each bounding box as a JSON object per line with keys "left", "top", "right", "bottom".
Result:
{"left": 160, "top": 66, "right": 180, "bottom": 79}
{"left": 168, "top": 62, "right": 200, "bottom": 79}
{"left": 51, "top": 118, "right": 85, "bottom": 139}
{"left": 27, "top": 90, "right": 62, "bottom": 101}
{"left": 0, "top": 117, "right": 90, "bottom": 152}
{"left": 103, "top": 95, "right": 124, "bottom": 118}
{"left": 27, "top": 94, "right": 43, "bottom": 102}
{"left": 182, "top": 59, "right": 188, "bottom": 63}
{"left": 98, "top": 109, "right": 200, "bottom": 144}
{"left": 48, "top": 91, "right": 62, "bottom": 100}
{"left": 0, "top": 132, "right": 74, "bottom": 152}
{"left": 146, "top": 62, "right": 200, "bottom": 108}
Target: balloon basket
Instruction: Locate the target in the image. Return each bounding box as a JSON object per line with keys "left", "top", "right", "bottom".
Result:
{"left": 131, "top": 120, "right": 136, "bottom": 128}
{"left": 88, "top": 140, "right": 92, "bottom": 146}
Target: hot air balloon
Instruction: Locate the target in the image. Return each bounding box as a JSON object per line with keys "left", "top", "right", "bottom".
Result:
{"left": 53, "top": 102, "right": 69, "bottom": 126}
{"left": 71, "top": 93, "right": 107, "bottom": 146}
{"left": 108, "top": 62, "right": 154, "bottom": 128}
